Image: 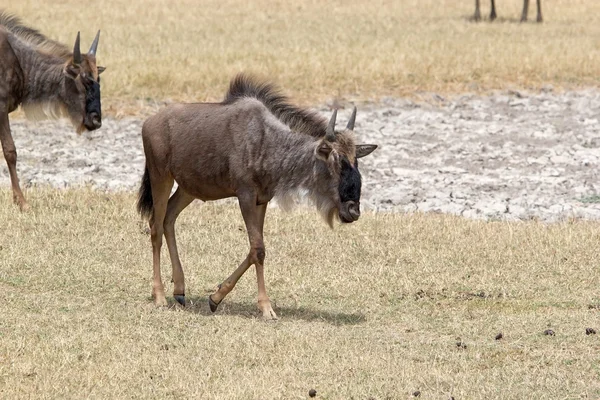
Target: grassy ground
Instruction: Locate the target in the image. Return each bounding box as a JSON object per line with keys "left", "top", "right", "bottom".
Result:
{"left": 2, "top": 2, "right": 600, "bottom": 398}
{"left": 3, "top": 0, "right": 600, "bottom": 113}
{"left": 0, "top": 189, "right": 599, "bottom": 399}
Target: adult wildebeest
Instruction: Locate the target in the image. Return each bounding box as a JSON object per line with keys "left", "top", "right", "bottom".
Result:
{"left": 137, "top": 74, "right": 377, "bottom": 320}
{"left": 474, "top": 0, "right": 543, "bottom": 22}
{"left": 0, "top": 11, "right": 104, "bottom": 210}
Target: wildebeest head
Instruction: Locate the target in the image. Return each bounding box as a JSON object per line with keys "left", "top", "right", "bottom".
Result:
{"left": 63, "top": 31, "right": 105, "bottom": 133}
{"left": 315, "top": 107, "right": 377, "bottom": 226}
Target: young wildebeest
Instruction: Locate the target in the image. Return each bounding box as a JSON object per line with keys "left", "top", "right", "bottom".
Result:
{"left": 474, "top": 0, "right": 543, "bottom": 22}
{"left": 137, "top": 74, "right": 377, "bottom": 320}
{"left": 0, "top": 12, "right": 104, "bottom": 210}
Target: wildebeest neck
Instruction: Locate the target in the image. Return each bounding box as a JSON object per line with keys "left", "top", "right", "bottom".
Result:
{"left": 8, "top": 35, "right": 66, "bottom": 107}
{"left": 267, "top": 128, "right": 339, "bottom": 216}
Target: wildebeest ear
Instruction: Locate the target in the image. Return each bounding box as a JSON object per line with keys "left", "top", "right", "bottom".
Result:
{"left": 317, "top": 141, "right": 333, "bottom": 159}
{"left": 97, "top": 66, "right": 106, "bottom": 75}
{"left": 64, "top": 63, "right": 81, "bottom": 80}
{"left": 356, "top": 144, "right": 377, "bottom": 158}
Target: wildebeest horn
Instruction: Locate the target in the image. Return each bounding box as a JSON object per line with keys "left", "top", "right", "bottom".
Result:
{"left": 88, "top": 30, "right": 100, "bottom": 56}
{"left": 73, "top": 32, "right": 82, "bottom": 64}
{"left": 325, "top": 109, "right": 337, "bottom": 142}
{"left": 346, "top": 107, "right": 357, "bottom": 131}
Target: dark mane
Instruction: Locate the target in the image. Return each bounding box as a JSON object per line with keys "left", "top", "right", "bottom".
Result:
{"left": 0, "top": 10, "right": 71, "bottom": 58}
{"left": 223, "top": 74, "right": 327, "bottom": 138}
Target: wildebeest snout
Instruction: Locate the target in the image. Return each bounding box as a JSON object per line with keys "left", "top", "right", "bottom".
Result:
{"left": 340, "top": 200, "right": 360, "bottom": 223}
{"left": 85, "top": 112, "right": 102, "bottom": 130}
{"left": 347, "top": 201, "right": 360, "bottom": 221}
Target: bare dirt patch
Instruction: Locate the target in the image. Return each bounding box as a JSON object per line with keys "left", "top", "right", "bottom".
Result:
{"left": 4, "top": 89, "right": 600, "bottom": 221}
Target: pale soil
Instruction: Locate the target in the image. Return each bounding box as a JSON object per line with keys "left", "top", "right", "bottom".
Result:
{"left": 3, "top": 88, "right": 600, "bottom": 222}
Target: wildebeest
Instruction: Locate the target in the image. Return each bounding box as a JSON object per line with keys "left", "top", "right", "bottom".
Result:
{"left": 474, "top": 0, "right": 543, "bottom": 22}
{"left": 0, "top": 11, "right": 104, "bottom": 210}
{"left": 137, "top": 74, "right": 377, "bottom": 320}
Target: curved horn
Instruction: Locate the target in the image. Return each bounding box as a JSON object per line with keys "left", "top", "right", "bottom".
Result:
{"left": 325, "top": 109, "right": 337, "bottom": 142}
{"left": 346, "top": 106, "right": 357, "bottom": 131}
{"left": 73, "top": 32, "right": 82, "bottom": 64}
{"left": 88, "top": 30, "right": 100, "bottom": 56}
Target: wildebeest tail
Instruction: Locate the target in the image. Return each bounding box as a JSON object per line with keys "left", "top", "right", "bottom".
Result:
{"left": 137, "top": 166, "right": 153, "bottom": 219}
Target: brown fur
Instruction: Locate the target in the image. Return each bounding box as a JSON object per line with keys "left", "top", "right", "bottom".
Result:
{"left": 474, "top": 0, "right": 542, "bottom": 22}
{"left": 0, "top": 11, "right": 103, "bottom": 210}
{"left": 137, "top": 73, "right": 377, "bottom": 319}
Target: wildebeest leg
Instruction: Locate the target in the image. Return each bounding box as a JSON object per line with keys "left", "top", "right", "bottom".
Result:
{"left": 149, "top": 174, "right": 174, "bottom": 306}
{"left": 209, "top": 193, "right": 274, "bottom": 318}
{"left": 254, "top": 203, "right": 277, "bottom": 320}
{"left": 490, "top": 0, "right": 497, "bottom": 21}
{"left": 535, "top": 0, "right": 543, "bottom": 22}
{"left": 163, "top": 187, "right": 195, "bottom": 306}
{"left": 474, "top": 0, "right": 481, "bottom": 21}
{"left": 521, "top": 0, "right": 530, "bottom": 22}
{"left": 0, "top": 111, "right": 27, "bottom": 211}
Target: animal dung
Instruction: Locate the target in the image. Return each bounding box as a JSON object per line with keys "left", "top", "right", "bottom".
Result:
{"left": 585, "top": 328, "right": 596, "bottom": 335}
{"left": 456, "top": 341, "right": 467, "bottom": 349}
{"left": 543, "top": 329, "right": 555, "bottom": 336}
{"left": 308, "top": 388, "right": 317, "bottom": 397}
{"left": 495, "top": 332, "right": 503, "bottom": 340}
{"left": 413, "top": 390, "right": 421, "bottom": 397}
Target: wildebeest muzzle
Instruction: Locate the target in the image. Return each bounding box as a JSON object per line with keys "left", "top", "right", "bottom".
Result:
{"left": 84, "top": 81, "right": 102, "bottom": 130}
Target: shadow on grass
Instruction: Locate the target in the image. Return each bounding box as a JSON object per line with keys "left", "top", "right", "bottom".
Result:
{"left": 464, "top": 15, "right": 534, "bottom": 24}
{"left": 167, "top": 296, "right": 366, "bottom": 326}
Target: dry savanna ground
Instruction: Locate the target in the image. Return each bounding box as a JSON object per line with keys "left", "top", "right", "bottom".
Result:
{"left": 0, "top": 189, "right": 599, "bottom": 399}
{"left": 2, "top": 1, "right": 600, "bottom": 399}
{"left": 3, "top": 0, "right": 600, "bottom": 112}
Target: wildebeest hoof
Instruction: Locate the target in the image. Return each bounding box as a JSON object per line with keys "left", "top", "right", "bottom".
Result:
{"left": 174, "top": 295, "right": 186, "bottom": 306}
{"left": 154, "top": 296, "right": 168, "bottom": 307}
{"left": 208, "top": 295, "right": 220, "bottom": 312}
{"left": 15, "top": 198, "right": 29, "bottom": 212}
{"left": 262, "top": 309, "right": 278, "bottom": 321}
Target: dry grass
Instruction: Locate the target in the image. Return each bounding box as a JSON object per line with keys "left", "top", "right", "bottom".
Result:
{"left": 2, "top": 0, "right": 600, "bottom": 113}
{"left": 0, "top": 188, "right": 599, "bottom": 399}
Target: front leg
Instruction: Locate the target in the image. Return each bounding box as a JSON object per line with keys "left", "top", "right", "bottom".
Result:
{"left": 0, "top": 110, "right": 27, "bottom": 211}
{"left": 209, "top": 193, "right": 277, "bottom": 320}
{"left": 254, "top": 203, "right": 277, "bottom": 320}
{"left": 473, "top": 0, "right": 482, "bottom": 21}
{"left": 520, "top": 0, "right": 530, "bottom": 22}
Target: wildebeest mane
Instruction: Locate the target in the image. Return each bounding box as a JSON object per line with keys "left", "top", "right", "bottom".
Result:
{"left": 223, "top": 74, "right": 327, "bottom": 138}
{"left": 0, "top": 10, "right": 71, "bottom": 58}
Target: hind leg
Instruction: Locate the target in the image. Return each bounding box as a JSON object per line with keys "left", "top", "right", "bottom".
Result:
{"left": 164, "top": 187, "right": 195, "bottom": 306}
{"left": 149, "top": 175, "right": 174, "bottom": 306}
{"left": 490, "top": 0, "right": 497, "bottom": 21}
{"left": 535, "top": 0, "right": 542, "bottom": 22}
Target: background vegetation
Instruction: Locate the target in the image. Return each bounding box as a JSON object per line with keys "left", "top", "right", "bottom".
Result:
{"left": 4, "top": 0, "right": 600, "bottom": 111}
